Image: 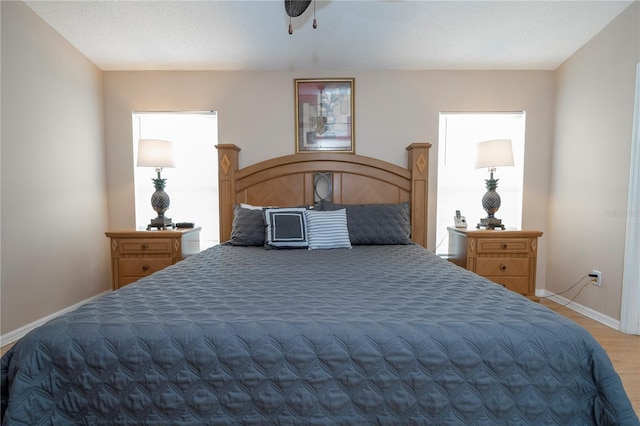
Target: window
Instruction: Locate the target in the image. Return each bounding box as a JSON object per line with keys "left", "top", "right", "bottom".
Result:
{"left": 436, "top": 112, "right": 525, "bottom": 255}
{"left": 133, "top": 112, "right": 219, "bottom": 249}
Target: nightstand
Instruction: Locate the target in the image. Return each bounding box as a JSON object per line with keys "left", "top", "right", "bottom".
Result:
{"left": 105, "top": 227, "right": 201, "bottom": 290}
{"left": 447, "top": 227, "right": 543, "bottom": 301}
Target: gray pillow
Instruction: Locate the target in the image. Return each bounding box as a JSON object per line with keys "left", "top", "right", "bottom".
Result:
{"left": 227, "top": 206, "right": 265, "bottom": 246}
{"left": 317, "top": 201, "right": 411, "bottom": 245}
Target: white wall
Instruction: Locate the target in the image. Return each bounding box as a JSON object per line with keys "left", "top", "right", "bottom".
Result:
{"left": 104, "top": 71, "right": 555, "bottom": 276}
{"left": 548, "top": 2, "right": 639, "bottom": 320}
{"left": 0, "top": 2, "right": 110, "bottom": 334}
{"left": 1, "top": 1, "right": 562, "bottom": 336}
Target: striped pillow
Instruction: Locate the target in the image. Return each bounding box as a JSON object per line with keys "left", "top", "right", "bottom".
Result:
{"left": 305, "top": 209, "right": 352, "bottom": 250}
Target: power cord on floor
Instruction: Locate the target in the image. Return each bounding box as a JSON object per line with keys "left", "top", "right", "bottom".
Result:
{"left": 540, "top": 274, "right": 593, "bottom": 310}
{"left": 541, "top": 274, "right": 588, "bottom": 298}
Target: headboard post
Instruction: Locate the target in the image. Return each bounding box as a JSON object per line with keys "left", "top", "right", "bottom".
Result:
{"left": 216, "top": 144, "right": 241, "bottom": 243}
{"left": 406, "top": 143, "right": 432, "bottom": 248}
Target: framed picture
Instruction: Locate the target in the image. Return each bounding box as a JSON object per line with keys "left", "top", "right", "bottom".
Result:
{"left": 295, "top": 78, "right": 355, "bottom": 153}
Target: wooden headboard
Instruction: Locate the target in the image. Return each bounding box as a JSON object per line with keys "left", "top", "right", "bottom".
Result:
{"left": 216, "top": 144, "right": 432, "bottom": 247}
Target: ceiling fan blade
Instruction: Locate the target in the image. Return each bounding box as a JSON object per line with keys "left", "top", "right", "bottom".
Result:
{"left": 284, "top": 0, "right": 312, "bottom": 18}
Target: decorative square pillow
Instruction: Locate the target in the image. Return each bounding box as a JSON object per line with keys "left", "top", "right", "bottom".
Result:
{"left": 316, "top": 201, "right": 411, "bottom": 245}
{"left": 263, "top": 207, "right": 309, "bottom": 248}
{"left": 305, "top": 209, "right": 351, "bottom": 250}
{"left": 227, "top": 205, "right": 265, "bottom": 246}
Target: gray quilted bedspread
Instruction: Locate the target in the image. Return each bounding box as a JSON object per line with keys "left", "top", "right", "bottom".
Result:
{"left": 1, "top": 244, "right": 637, "bottom": 425}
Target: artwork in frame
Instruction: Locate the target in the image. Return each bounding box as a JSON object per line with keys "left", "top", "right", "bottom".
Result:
{"left": 295, "top": 78, "right": 355, "bottom": 153}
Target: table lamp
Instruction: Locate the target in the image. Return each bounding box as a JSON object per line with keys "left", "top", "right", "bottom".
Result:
{"left": 474, "top": 139, "right": 514, "bottom": 229}
{"left": 137, "top": 139, "right": 176, "bottom": 230}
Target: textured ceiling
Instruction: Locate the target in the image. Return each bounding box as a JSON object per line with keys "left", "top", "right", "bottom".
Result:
{"left": 25, "top": 0, "right": 635, "bottom": 71}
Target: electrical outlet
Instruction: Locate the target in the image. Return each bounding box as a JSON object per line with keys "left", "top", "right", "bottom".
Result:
{"left": 591, "top": 270, "right": 602, "bottom": 287}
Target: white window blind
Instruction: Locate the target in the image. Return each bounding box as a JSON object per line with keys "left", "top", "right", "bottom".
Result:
{"left": 133, "top": 112, "right": 219, "bottom": 249}
{"left": 436, "top": 112, "right": 526, "bottom": 255}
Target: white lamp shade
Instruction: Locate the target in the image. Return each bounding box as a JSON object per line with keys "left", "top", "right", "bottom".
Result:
{"left": 137, "top": 139, "right": 176, "bottom": 168}
{"left": 474, "top": 139, "right": 515, "bottom": 169}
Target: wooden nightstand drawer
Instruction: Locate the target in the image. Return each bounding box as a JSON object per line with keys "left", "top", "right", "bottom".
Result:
{"left": 120, "top": 239, "right": 173, "bottom": 254}
{"left": 476, "top": 258, "right": 529, "bottom": 276}
{"left": 486, "top": 276, "right": 530, "bottom": 295}
{"left": 477, "top": 238, "right": 529, "bottom": 254}
{"left": 119, "top": 258, "right": 173, "bottom": 278}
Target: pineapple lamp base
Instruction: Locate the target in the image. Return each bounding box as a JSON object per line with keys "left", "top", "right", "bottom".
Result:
{"left": 147, "top": 217, "right": 174, "bottom": 230}
{"left": 477, "top": 217, "right": 505, "bottom": 230}
{"left": 476, "top": 172, "right": 505, "bottom": 230}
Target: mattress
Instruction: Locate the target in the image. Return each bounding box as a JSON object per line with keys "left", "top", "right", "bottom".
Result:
{"left": 1, "top": 244, "right": 637, "bottom": 424}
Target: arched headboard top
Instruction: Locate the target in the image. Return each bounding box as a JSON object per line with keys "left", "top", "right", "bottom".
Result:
{"left": 216, "top": 143, "right": 431, "bottom": 247}
{"left": 235, "top": 151, "right": 412, "bottom": 193}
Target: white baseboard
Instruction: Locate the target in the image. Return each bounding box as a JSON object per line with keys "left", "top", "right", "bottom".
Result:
{"left": 0, "top": 291, "right": 110, "bottom": 347}
{"left": 536, "top": 289, "right": 620, "bottom": 330}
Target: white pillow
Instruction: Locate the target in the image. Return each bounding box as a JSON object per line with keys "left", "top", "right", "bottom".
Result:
{"left": 305, "top": 209, "right": 352, "bottom": 250}
{"left": 240, "top": 203, "right": 263, "bottom": 210}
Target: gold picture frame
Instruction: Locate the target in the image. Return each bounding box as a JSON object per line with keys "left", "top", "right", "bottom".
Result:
{"left": 294, "top": 78, "right": 355, "bottom": 153}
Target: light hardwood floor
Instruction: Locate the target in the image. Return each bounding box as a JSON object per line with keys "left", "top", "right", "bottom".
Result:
{"left": 1, "top": 301, "right": 638, "bottom": 416}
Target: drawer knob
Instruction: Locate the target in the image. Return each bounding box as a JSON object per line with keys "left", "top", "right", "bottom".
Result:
{"left": 142, "top": 264, "right": 150, "bottom": 271}
{"left": 141, "top": 244, "right": 148, "bottom": 250}
{"left": 500, "top": 243, "right": 508, "bottom": 249}
{"left": 500, "top": 264, "right": 507, "bottom": 271}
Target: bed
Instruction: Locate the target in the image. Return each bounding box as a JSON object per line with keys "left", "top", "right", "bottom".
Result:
{"left": 1, "top": 144, "right": 637, "bottom": 425}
